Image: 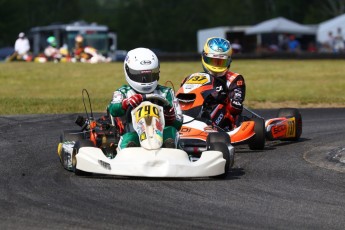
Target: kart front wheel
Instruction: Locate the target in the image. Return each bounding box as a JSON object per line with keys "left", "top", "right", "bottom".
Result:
{"left": 207, "top": 132, "right": 231, "bottom": 145}
{"left": 248, "top": 117, "right": 266, "bottom": 150}
{"left": 207, "top": 132, "right": 234, "bottom": 168}
{"left": 73, "top": 140, "right": 94, "bottom": 176}
{"left": 208, "top": 142, "right": 231, "bottom": 179}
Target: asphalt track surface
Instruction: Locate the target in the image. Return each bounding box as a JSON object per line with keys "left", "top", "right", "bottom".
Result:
{"left": 0, "top": 108, "right": 344, "bottom": 230}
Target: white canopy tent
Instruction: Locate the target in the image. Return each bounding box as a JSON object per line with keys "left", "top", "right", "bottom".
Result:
{"left": 245, "top": 17, "right": 316, "bottom": 35}
{"left": 317, "top": 13, "right": 345, "bottom": 43}
{"left": 245, "top": 17, "right": 316, "bottom": 46}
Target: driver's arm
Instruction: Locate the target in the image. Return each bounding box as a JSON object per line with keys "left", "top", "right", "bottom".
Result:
{"left": 108, "top": 90, "right": 127, "bottom": 117}
{"left": 228, "top": 75, "right": 246, "bottom": 115}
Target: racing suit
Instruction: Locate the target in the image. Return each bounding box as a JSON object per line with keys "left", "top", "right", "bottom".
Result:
{"left": 108, "top": 84, "right": 183, "bottom": 149}
{"left": 182, "top": 70, "right": 246, "bottom": 129}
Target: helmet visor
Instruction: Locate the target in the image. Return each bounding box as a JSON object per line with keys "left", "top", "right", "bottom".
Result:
{"left": 125, "top": 65, "right": 159, "bottom": 83}
{"left": 202, "top": 52, "right": 231, "bottom": 68}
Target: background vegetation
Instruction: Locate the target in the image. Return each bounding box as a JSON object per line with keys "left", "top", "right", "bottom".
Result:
{"left": 1, "top": 60, "right": 345, "bottom": 115}
{"left": 1, "top": 0, "right": 345, "bottom": 51}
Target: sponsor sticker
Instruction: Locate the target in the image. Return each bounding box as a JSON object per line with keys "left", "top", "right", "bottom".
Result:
{"left": 140, "top": 60, "right": 152, "bottom": 65}
{"left": 112, "top": 91, "right": 123, "bottom": 103}
{"left": 237, "top": 80, "right": 243, "bottom": 86}
{"left": 286, "top": 117, "right": 296, "bottom": 138}
{"left": 140, "top": 132, "right": 147, "bottom": 141}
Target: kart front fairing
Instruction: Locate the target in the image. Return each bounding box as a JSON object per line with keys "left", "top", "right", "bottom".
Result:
{"left": 74, "top": 99, "right": 230, "bottom": 178}
{"left": 75, "top": 146, "right": 227, "bottom": 177}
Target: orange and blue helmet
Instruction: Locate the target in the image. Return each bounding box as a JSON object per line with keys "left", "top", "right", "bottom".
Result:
{"left": 202, "top": 37, "right": 232, "bottom": 77}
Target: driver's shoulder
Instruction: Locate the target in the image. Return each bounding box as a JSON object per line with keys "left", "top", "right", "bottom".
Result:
{"left": 156, "top": 84, "right": 173, "bottom": 92}
{"left": 117, "top": 84, "right": 132, "bottom": 93}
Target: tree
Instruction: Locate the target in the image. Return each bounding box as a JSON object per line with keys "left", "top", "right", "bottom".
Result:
{"left": 1, "top": 0, "right": 344, "bottom": 52}
{"left": 0, "top": 0, "right": 81, "bottom": 46}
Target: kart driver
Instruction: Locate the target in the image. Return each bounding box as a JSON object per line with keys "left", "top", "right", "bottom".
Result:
{"left": 108, "top": 48, "right": 183, "bottom": 149}
{"left": 181, "top": 37, "right": 246, "bottom": 130}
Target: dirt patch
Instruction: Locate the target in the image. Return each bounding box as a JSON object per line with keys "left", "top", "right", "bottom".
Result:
{"left": 303, "top": 146, "right": 345, "bottom": 173}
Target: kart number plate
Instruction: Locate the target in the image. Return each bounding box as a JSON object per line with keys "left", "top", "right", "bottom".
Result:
{"left": 135, "top": 104, "right": 160, "bottom": 122}
{"left": 186, "top": 75, "right": 210, "bottom": 85}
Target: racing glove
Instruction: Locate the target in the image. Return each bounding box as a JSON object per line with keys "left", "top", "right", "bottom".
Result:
{"left": 164, "top": 106, "right": 176, "bottom": 126}
{"left": 122, "top": 94, "right": 143, "bottom": 110}
{"left": 229, "top": 99, "right": 243, "bottom": 115}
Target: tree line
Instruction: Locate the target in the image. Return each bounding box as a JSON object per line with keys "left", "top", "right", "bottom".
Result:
{"left": 1, "top": 0, "right": 344, "bottom": 52}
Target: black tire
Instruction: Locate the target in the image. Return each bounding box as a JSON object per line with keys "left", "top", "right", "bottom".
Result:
{"left": 277, "top": 108, "right": 302, "bottom": 141}
{"left": 207, "top": 132, "right": 231, "bottom": 145}
{"left": 73, "top": 140, "right": 94, "bottom": 176}
{"left": 60, "top": 129, "right": 85, "bottom": 142}
{"left": 208, "top": 142, "right": 231, "bottom": 179}
{"left": 248, "top": 117, "right": 266, "bottom": 150}
{"left": 207, "top": 132, "right": 234, "bottom": 168}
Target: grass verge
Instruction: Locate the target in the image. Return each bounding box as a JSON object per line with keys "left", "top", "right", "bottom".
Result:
{"left": 0, "top": 60, "right": 345, "bottom": 115}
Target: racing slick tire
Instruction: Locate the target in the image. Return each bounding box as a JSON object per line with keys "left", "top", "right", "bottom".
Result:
{"left": 277, "top": 108, "right": 302, "bottom": 141}
{"left": 207, "top": 132, "right": 234, "bottom": 168}
{"left": 248, "top": 117, "right": 266, "bottom": 150}
{"left": 207, "top": 142, "right": 231, "bottom": 179}
{"left": 207, "top": 132, "right": 231, "bottom": 145}
{"left": 73, "top": 140, "right": 94, "bottom": 176}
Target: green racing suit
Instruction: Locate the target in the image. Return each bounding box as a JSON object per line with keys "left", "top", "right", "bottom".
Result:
{"left": 108, "top": 84, "right": 183, "bottom": 150}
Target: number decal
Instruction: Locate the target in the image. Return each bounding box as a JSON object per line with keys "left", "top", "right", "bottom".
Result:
{"left": 186, "top": 75, "right": 209, "bottom": 84}
{"left": 135, "top": 105, "right": 160, "bottom": 122}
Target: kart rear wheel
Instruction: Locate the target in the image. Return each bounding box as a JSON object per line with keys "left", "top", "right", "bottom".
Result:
{"left": 248, "top": 117, "right": 266, "bottom": 150}
{"left": 208, "top": 142, "right": 230, "bottom": 179}
{"left": 73, "top": 140, "right": 94, "bottom": 176}
{"left": 277, "top": 108, "right": 302, "bottom": 141}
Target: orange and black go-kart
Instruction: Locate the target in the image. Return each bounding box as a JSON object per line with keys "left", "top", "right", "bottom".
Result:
{"left": 176, "top": 72, "right": 302, "bottom": 158}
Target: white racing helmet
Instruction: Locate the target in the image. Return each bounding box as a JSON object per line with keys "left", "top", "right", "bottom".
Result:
{"left": 124, "top": 48, "right": 160, "bottom": 94}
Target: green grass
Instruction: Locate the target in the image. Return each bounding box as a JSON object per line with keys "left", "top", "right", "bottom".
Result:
{"left": 1, "top": 60, "right": 345, "bottom": 115}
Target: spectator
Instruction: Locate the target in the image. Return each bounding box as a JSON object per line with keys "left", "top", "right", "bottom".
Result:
{"left": 287, "top": 35, "right": 300, "bottom": 53}
{"left": 231, "top": 39, "right": 242, "bottom": 54}
{"left": 7, "top": 32, "right": 31, "bottom": 61}
{"left": 278, "top": 34, "right": 289, "bottom": 51}
{"left": 325, "top": 31, "right": 335, "bottom": 52}
{"left": 307, "top": 42, "right": 317, "bottom": 53}
{"left": 73, "top": 34, "right": 85, "bottom": 62}
{"left": 334, "top": 27, "right": 345, "bottom": 53}
{"left": 15, "top": 32, "right": 30, "bottom": 56}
